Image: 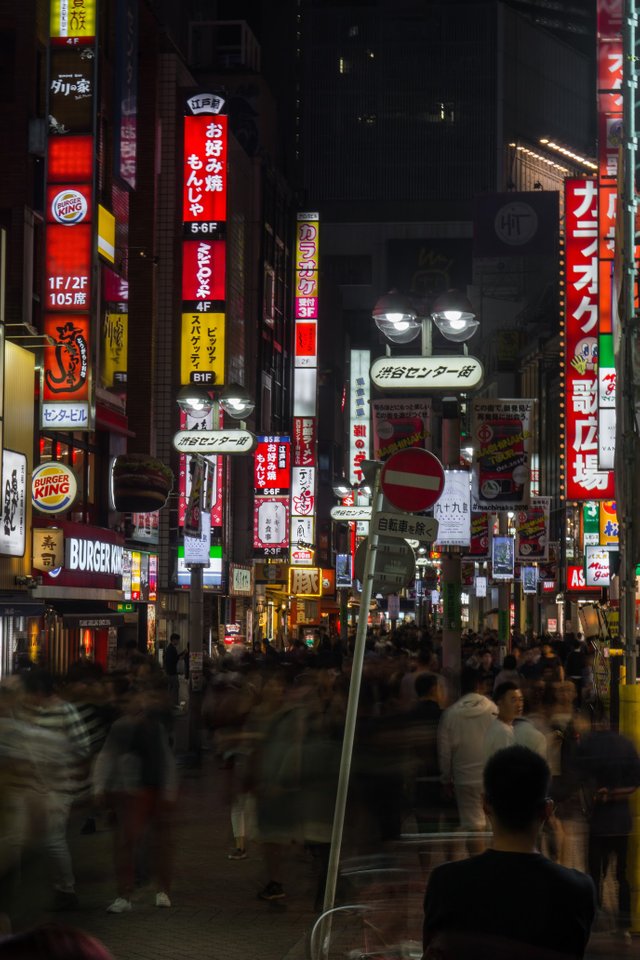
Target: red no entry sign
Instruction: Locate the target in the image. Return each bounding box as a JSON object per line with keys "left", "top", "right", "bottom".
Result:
{"left": 380, "top": 448, "right": 445, "bottom": 512}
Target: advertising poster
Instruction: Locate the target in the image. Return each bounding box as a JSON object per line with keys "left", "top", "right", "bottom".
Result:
{"left": 253, "top": 437, "right": 291, "bottom": 495}
{"left": 466, "top": 512, "right": 490, "bottom": 558}
{"left": 515, "top": 496, "right": 550, "bottom": 562}
{"left": 253, "top": 496, "right": 289, "bottom": 557}
{"left": 336, "top": 553, "right": 352, "bottom": 588}
{"left": 371, "top": 398, "right": 432, "bottom": 461}
{"left": 492, "top": 535, "right": 515, "bottom": 580}
{"left": 0, "top": 451, "right": 27, "bottom": 558}
{"left": 583, "top": 502, "right": 600, "bottom": 547}
{"left": 434, "top": 470, "right": 471, "bottom": 547}
{"left": 585, "top": 545, "right": 611, "bottom": 587}
{"left": 522, "top": 566, "right": 538, "bottom": 594}
{"left": 472, "top": 399, "right": 533, "bottom": 511}
{"left": 599, "top": 500, "right": 618, "bottom": 544}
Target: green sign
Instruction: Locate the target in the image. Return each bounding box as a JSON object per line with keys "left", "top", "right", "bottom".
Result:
{"left": 117, "top": 603, "right": 134, "bottom": 613}
{"left": 442, "top": 581, "right": 461, "bottom": 630}
{"left": 583, "top": 502, "right": 600, "bottom": 547}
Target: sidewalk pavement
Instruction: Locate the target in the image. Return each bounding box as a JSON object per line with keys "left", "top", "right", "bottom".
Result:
{"left": 44, "top": 754, "right": 317, "bottom": 960}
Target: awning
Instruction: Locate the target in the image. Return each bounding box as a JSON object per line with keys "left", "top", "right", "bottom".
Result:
{"left": 0, "top": 596, "right": 45, "bottom": 618}
{"left": 47, "top": 600, "right": 125, "bottom": 629}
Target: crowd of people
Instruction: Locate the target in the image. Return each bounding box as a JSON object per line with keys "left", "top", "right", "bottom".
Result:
{"left": 0, "top": 621, "right": 637, "bottom": 956}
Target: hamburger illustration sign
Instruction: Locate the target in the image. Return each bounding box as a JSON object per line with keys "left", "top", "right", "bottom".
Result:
{"left": 32, "top": 462, "right": 78, "bottom": 514}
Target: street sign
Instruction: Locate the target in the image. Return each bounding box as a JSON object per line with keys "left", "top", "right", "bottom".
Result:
{"left": 354, "top": 536, "right": 415, "bottom": 596}
{"left": 172, "top": 430, "right": 256, "bottom": 454}
{"left": 370, "top": 355, "right": 484, "bottom": 391}
{"left": 330, "top": 505, "right": 372, "bottom": 521}
{"left": 371, "top": 512, "right": 439, "bottom": 543}
{"left": 381, "top": 448, "right": 445, "bottom": 512}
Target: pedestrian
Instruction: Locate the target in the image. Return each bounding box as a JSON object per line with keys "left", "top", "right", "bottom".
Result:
{"left": 483, "top": 682, "right": 524, "bottom": 759}
{"left": 422, "top": 745, "right": 596, "bottom": 959}
{"left": 437, "top": 667, "right": 497, "bottom": 850}
{"left": 164, "top": 634, "right": 180, "bottom": 706}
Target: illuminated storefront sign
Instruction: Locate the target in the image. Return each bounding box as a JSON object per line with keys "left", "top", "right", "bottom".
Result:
{"left": 180, "top": 312, "right": 225, "bottom": 385}
{"left": 32, "top": 462, "right": 78, "bottom": 514}
{"left": 32, "top": 527, "right": 64, "bottom": 572}
{"left": 254, "top": 437, "right": 291, "bottom": 495}
{"left": 176, "top": 543, "right": 223, "bottom": 589}
{"left": 292, "top": 417, "right": 316, "bottom": 466}
{"left": 101, "top": 312, "right": 128, "bottom": 388}
{"left": 289, "top": 566, "right": 322, "bottom": 597}
{"left": 177, "top": 407, "right": 223, "bottom": 529}
{"left": 182, "top": 113, "right": 228, "bottom": 225}
{"left": 254, "top": 496, "right": 289, "bottom": 556}
{"left": 291, "top": 466, "right": 315, "bottom": 516}
{"left": 585, "top": 545, "right": 611, "bottom": 587}
{"left": 50, "top": 0, "right": 96, "bottom": 41}
{"left": 182, "top": 240, "right": 226, "bottom": 303}
{"left": 66, "top": 537, "right": 124, "bottom": 575}
{"left": 349, "top": 349, "right": 370, "bottom": 485}
{"left": 563, "top": 179, "right": 615, "bottom": 499}
{"left": 471, "top": 399, "right": 533, "bottom": 511}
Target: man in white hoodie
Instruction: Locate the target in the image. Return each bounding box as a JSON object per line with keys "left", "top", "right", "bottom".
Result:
{"left": 438, "top": 667, "right": 497, "bottom": 842}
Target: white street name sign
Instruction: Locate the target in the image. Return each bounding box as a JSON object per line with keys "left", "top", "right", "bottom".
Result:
{"left": 371, "top": 512, "right": 439, "bottom": 543}
{"left": 172, "top": 430, "right": 257, "bottom": 454}
{"left": 330, "top": 506, "right": 373, "bottom": 521}
{"left": 370, "top": 355, "right": 484, "bottom": 391}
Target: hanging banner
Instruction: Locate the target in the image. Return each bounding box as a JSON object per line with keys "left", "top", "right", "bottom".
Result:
{"left": 475, "top": 575, "right": 487, "bottom": 598}
{"left": 522, "top": 566, "right": 538, "bottom": 595}
{"left": 371, "top": 398, "right": 431, "bottom": 461}
{"left": 563, "top": 178, "right": 615, "bottom": 499}
{"left": 492, "top": 536, "right": 515, "bottom": 580}
{"left": 349, "top": 349, "right": 370, "bottom": 485}
{"left": 253, "top": 496, "right": 289, "bottom": 557}
{"left": 178, "top": 407, "right": 222, "bottom": 530}
{"left": 434, "top": 470, "right": 471, "bottom": 547}
{"left": 515, "top": 496, "right": 550, "bottom": 562}
{"left": 472, "top": 399, "right": 533, "bottom": 510}
{"left": 184, "top": 458, "right": 205, "bottom": 538}
{"left": 291, "top": 465, "right": 315, "bottom": 516}
{"left": 101, "top": 312, "right": 128, "bottom": 388}
{"left": 466, "top": 512, "right": 490, "bottom": 558}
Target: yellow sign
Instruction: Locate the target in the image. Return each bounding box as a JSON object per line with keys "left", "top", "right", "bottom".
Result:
{"left": 32, "top": 528, "right": 64, "bottom": 572}
{"left": 97, "top": 205, "right": 115, "bottom": 264}
{"left": 288, "top": 566, "right": 322, "bottom": 597}
{"left": 599, "top": 500, "right": 619, "bottom": 545}
{"left": 180, "top": 312, "right": 225, "bottom": 386}
{"left": 50, "top": 0, "right": 96, "bottom": 39}
{"left": 101, "top": 312, "right": 128, "bottom": 388}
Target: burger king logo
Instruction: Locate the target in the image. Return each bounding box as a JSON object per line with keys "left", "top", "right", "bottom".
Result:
{"left": 32, "top": 463, "right": 78, "bottom": 514}
{"left": 51, "top": 189, "right": 88, "bottom": 225}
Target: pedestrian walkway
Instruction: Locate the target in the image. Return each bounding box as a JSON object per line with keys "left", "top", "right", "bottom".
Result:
{"left": 48, "top": 755, "right": 317, "bottom": 960}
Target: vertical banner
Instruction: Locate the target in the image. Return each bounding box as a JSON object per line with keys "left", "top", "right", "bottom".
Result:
{"left": 515, "top": 496, "right": 550, "bottom": 562}
{"left": 349, "top": 349, "right": 370, "bottom": 485}
{"left": 289, "top": 213, "right": 320, "bottom": 566}
{"left": 371, "top": 398, "right": 431, "bottom": 461}
{"left": 471, "top": 399, "right": 533, "bottom": 511}
{"left": 434, "top": 471, "right": 471, "bottom": 547}
{"left": 254, "top": 437, "right": 293, "bottom": 558}
{"left": 43, "top": 6, "right": 97, "bottom": 431}
{"left": 563, "top": 179, "right": 615, "bottom": 499}
{"left": 492, "top": 536, "right": 515, "bottom": 580}
{"left": 583, "top": 502, "right": 601, "bottom": 547}
{"left": 466, "top": 512, "right": 490, "bottom": 559}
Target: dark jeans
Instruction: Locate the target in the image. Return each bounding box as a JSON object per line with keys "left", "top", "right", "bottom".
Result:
{"left": 588, "top": 832, "right": 630, "bottom": 926}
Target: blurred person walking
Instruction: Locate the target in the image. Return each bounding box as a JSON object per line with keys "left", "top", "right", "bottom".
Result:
{"left": 93, "top": 679, "right": 177, "bottom": 913}
{"left": 18, "top": 670, "right": 90, "bottom": 911}
{"left": 422, "top": 745, "right": 596, "bottom": 959}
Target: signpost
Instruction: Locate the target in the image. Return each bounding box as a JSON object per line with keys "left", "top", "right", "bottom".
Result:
{"left": 172, "top": 429, "right": 256, "bottom": 454}
{"left": 370, "top": 354, "right": 484, "bottom": 391}
{"left": 329, "top": 505, "right": 372, "bottom": 521}
{"left": 354, "top": 535, "right": 416, "bottom": 596}
{"left": 380, "top": 448, "right": 445, "bottom": 512}
{"left": 371, "top": 512, "right": 438, "bottom": 543}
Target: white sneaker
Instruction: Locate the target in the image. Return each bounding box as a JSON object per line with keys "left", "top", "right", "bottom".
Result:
{"left": 106, "top": 897, "right": 132, "bottom": 914}
{"left": 155, "top": 892, "right": 171, "bottom": 908}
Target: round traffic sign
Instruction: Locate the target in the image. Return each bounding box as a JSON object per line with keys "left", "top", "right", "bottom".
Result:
{"left": 354, "top": 536, "right": 416, "bottom": 596}
{"left": 381, "top": 448, "right": 445, "bottom": 512}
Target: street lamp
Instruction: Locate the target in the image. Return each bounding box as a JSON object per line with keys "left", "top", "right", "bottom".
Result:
{"left": 372, "top": 287, "right": 477, "bottom": 353}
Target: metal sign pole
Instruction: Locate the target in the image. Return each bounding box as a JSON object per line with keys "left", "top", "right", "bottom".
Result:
{"left": 319, "top": 461, "right": 382, "bottom": 954}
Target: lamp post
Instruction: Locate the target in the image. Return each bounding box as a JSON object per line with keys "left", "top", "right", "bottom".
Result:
{"left": 331, "top": 478, "right": 372, "bottom": 643}
{"left": 371, "top": 288, "right": 479, "bottom": 673}
{"left": 174, "top": 382, "right": 255, "bottom": 761}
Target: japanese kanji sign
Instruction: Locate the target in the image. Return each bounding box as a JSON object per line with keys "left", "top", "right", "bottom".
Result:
{"left": 50, "top": 0, "right": 96, "bottom": 42}
{"left": 183, "top": 114, "right": 228, "bottom": 224}
{"left": 254, "top": 437, "right": 291, "bottom": 495}
{"left": 253, "top": 497, "right": 289, "bottom": 556}
{"left": 563, "top": 179, "right": 615, "bottom": 499}
{"left": 371, "top": 512, "right": 439, "bottom": 543}
{"left": 370, "top": 355, "right": 484, "bottom": 391}
{"left": 32, "top": 527, "right": 64, "bottom": 573}
{"left": 434, "top": 470, "right": 471, "bottom": 547}
{"left": 173, "top": 429, "right": 256, "bottom": 455}
{"left": 180, "top": 312, "right": 225, "bottom": 386}
{"left": 350, "top": 349, "right": 371, "bottom": 485}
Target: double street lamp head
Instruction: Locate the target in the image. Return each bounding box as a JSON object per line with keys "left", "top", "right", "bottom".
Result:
{"left": 176, "top": 382, "right": 255, "bottom": 419}
{"left": 372, "top": 287, "right": 478, "bottom": 343}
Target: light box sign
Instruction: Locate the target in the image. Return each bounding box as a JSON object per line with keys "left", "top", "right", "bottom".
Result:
{"left": 49, "top": 48, "right": 94, "bottom": 133}
{"left": 183, "top": 114, "right": 228, "bottom": 224}
{"left": 567, "top": 564, "right": 600, "bottom": 591}
{"left": 0, "top": 451, "right": 27, "bottom": 558}
{"left": 492, "top": 536, "right": 515, "bottom": 580}
{"left": 180, "top": 312, "right": 225, "bottom": 386}
{"left": 50, "top": 0, "right": 96, "bottom": 41}
{"left": 291, "top": 466, "right": 315, "bottom": 516}
{"left": 434, "top": 471, "right": 471, "bottom": 547}
{"left": 295, "top": 322, "right": 317, "bottom": 368}
{"left": 349, "top": 349, "right": 370, "bottom": 485}
{"left": 32, "top": 527, "right": 64, "bottom": 572}
{"left": 583, "top": 501, "right": 600, "bottom": 547}
{"left": 47, "top": 136, "right": 93, "bottom": 182}
{"left": 472, "top": 399, "right": 533, "bottom": 511}
{"left": 253, "top": 497, "right": 289, "bottom": 555}
{"left": 475, "top": 576, "right": 487, "bottom": 598}
{"left": 182, "top": 240, "right": 226, "bottom": 304}
{"left": 176, "top": 543, "right": 223, "bottom": 590}
{"left": 585, "top": 545, "right": 611, "bottom": 587}
{"left": 229, "top": 563, "right": 252, "bottom": 596}
{"left": 295, "top": 215, "right": 319, "bottom": 316}
{"left": 178, "top": 407, "right": 223, "bottom": 529}
{"left": 564, "top": 179, "right": 614, "bottom": 499}
{"left": 114, "top": 0, "right": 138, "bottom": 189}
{"left": 101, "top": 312, "right": 128, "bottom": 388}
{"left": 336, "top": 553, "right": 352, "bottom": 588}
{"left": 289, "top": 566, "right": 322, "bottom": 597}
{"left": 291, "top": 516, "right": 315, "bottom": 551}
{"left": 293, "top": 417, "right": 316, "bottom": 467}
{"left": 42, "top": 314, "right": 91, "bottom": 430}
{"left": 47, "top": 184, "right": 91, "bottom": 224}
{"left": 371, "top": 398, "right": 431, "bottom": 461}
{"left": 254, "top": 437, "right": 291, "bottom": 495}
{"left": 45, "top": 224, "right": 92, "bottom": 310}
{"left": 599, "top": 499, "right": 618, "bottom": 544}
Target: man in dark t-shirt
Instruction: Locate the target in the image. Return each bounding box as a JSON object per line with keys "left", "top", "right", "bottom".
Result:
{"left": 422, "top": 745, "right": 596, "bottom": 960}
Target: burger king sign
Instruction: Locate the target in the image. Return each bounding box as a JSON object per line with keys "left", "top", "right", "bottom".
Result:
{"left": 32, "top": 463, "right": 78, "bottom": 514}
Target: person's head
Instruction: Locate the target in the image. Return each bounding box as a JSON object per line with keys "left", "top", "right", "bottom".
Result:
{"left": 493, "top": 681, "right": 523, "bottom": 724}
{"left": 169, "top": 633, "right": 180, "bottom": 646}
{"left": 502, "top": 654, "right": 517, "bottom": 671}
{"left": 483, "top": 745, "right": 553, "bottom": 833}
{"left": 415, "top": 672, "right": 440, "bottom": 702}
{"left": 460, "top": 666, "right": 481, "bottom": 696}
{"left": 20, "top": 668, "right": 55, "bottom": 700}
{"left": 0, "top": 924, "right": 114, "bottom": 959}
{"left": 479, "top": 649, "right": 493, "bottom": 670}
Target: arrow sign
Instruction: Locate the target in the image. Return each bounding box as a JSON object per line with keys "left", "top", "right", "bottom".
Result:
{"left": 370, "top": 355, "right": 484, "bottom": 391}
{"left": 371, "top": 512, "right": 439, "bottom": 543}
{"left": 330, "top": 505, "right": 372, "bottom": 521}
{"left": 173, "top": 430, "right": 257, "bottom": 455}
{"left": 381, "top": 448, "right": 445, "bottom": 512}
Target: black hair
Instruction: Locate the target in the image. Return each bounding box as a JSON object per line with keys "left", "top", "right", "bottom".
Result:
{"left": 169, "top": 633, "right": 180, "bottom": 643}
{"left": 415, "top": 672, "right": 439, "bottom": 698}
{"left": 483, "top": 745, "right": 551, "bottom": 831}
{"left": 21, "top": 668, "right": 55, "bottom": 697}
{"left": 460, "top": 666, "right": 480, "bottom": 695}
{"left": 493, "top": 680, "right": 520, "bottom": 703}
{"left": 502, "top": 654, "right": 517, "bottom": 670}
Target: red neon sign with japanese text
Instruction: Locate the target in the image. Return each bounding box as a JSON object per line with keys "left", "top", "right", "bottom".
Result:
{"left": 183, "top": 115, "right": 228, "bottom": 224}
